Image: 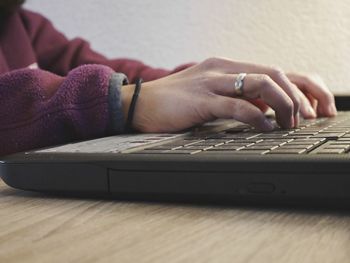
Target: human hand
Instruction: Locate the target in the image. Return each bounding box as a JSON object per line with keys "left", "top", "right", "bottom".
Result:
{"left": 286, "top": 72, "right": 337, "bottom": 118}
{"left": 121, "top": 57, "right": 337, "bottom": 133}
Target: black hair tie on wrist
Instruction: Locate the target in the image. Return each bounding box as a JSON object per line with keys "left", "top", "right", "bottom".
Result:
{"left": 125, "top": 78, "right": 143, "bottom": 133}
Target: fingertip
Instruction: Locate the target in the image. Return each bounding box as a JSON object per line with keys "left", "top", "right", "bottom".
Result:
{"left": 274, "top": 114, "right": 292, "bottom": 129}
{"left": 327, "top": 104, "right": 338, "bottom": 117}
{"left": 294, "top": 112, "right": 300, "bottom": 127}
{"left": 283, "top": 115, "right": 294, "bottom": 129}
{"left": 259, "top": 118, "right": 275, "bottom": 132}
{"left": 290, "top": 115, "right": 295, "bottom": 129}
{"left": 302, "top": 105, "right": 317, "bottom": 119}
{"left": 318, "top": 103, "right": 337, "bottom": 117}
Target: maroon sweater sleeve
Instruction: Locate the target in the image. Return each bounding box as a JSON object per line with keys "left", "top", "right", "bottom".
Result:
{"left": 0, "top": 65, "right": 120, "bottom": 156}
{"left": 19, "top": 9, "right": 194, "bottom": 83}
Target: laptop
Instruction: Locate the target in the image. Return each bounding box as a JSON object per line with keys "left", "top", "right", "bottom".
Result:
{"left": 1, "top": 96, "right": 350, "bottom": 206}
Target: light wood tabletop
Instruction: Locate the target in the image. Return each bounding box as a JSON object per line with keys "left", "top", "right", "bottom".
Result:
{"left": 0, "top": 178, "right": 350, "bottom": 263}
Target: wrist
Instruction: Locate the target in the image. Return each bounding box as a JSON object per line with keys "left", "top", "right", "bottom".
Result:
{"left": 121, "top": 84, "right": 135, "bottom": 122}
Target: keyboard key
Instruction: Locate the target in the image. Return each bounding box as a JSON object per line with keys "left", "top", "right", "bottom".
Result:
{"left": 267, "top": 148, "right": 306, "bottom": 154}
{"left": 288, "top": 138, "right": 325, "bottom": 145}
{"left": 277, "top": 144, "right": 314, "bottom": 150}
{"left": 164, "top": 150, "right": 202, "bottom": 154}
{"left": 324, "top": 145, "right": 350, "bottom": 150}
{"left": 190, "top": 140, "right": 226, "bottom": 147}
{"left": 311, "top": 133, "right": 346, "bottom": 139}
{"left": 182, "top": 145, "right": 214, "bottom": 150}
{"left": 245, "top": 145, "right": 279, "bottom": 150}
{"left": 225, "top": 142, "right": 256, "bottom": 147}
{"left": 219, "top": 133, "right": 260, "bottom": 139}
{"left": 235, "top": 149, "right": 270, "bottom": 154}
{"left": 163, "top": 139, "right": 204, "bottom": 146}
{"left": 326, "top": 141, "right": 350, "bottom": 146}
{"left": 207, "top": 145, "right": 246, "bottom": 151}
{"left": 258, "top": 138, "right": 293, "bottom": 144}
{"left": 256, "top": 134, "right": 289, "bottom": 139}
{"left": 132, "top": 150, "right": 170, "bottom": 154}
{"left": 146, "top": 145, "right": 183, "bottom": 150}
{"left": 133, "top": 148, "right": 203, "bottom": 154}
{"left": 315, "top": 149, "right": 345, "bottom": 154}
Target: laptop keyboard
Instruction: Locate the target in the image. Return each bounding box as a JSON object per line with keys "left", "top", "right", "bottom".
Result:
{"left": 135, "top": 112, "right": 350, "bottom": 155}
{"left": 32, "top": 112, "right": 350, "bottom": 155}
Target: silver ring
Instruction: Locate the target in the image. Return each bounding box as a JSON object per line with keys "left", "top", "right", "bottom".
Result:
{"left": 234, "top": 73, "right": 247, "bottom": 96}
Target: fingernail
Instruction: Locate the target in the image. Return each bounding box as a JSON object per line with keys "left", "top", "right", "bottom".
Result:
{"left": 308, "top": 106, "right": 317, "bottom": 118}
{"left": 294, "top": 112, "right": 300, "bottom": 127}
{"left": 262, "top": 119, "right": 274, "bottom": 131}
{"left": 289, "top": 115, "right": 295, "bottom": 129}
{"left": 332, "top": 104, "right": 337, "bottom": 114}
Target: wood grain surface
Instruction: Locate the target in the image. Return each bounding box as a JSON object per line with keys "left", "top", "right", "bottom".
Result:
{"left": 1, "top": 178, "right": 350, "bottom": 263}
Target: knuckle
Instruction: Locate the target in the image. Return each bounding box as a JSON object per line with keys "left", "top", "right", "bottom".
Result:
{"left": 301, "top": 74, "right": 314, "bottom": 85}
{"left": 327, "top": 91, "right": 335, "bottom": 103}
{"left": 291, "top": 92, "right": 301, "bottom": 111}
{"left": 304, "top": 74, "right": 335, "bottom": 102}
{"left": 320, "top": 91, "right": 335, "bottom": 105}
{"left": 307, "top": 73, "right": 321, "bottom": 82}
{"left": 202, "top": 57, "right": 222, "bottom": 70}
{"left": 270, "top": 67, "right": 285, "bottom": 79}
{"left": 257, "top": 74, "right": 273, "bottom": 88}
{"left": 321, "top": 88, "right": 335, "bottom": 101}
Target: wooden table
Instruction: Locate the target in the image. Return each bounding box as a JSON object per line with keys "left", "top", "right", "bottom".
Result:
{"left": 1, "top": 178, "right": 349, "bottom": 263}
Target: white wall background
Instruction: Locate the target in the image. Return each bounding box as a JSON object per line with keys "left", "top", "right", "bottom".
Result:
{"left": 25, "top": 0, "right": 350, "bottom": 93}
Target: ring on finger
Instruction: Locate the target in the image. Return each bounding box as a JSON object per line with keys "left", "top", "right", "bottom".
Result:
{"left": 234, "top": 73, "right": 247, "bottom": 96}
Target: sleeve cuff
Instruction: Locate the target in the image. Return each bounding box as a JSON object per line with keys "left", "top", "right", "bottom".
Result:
{"left": 108, "top": 72, "right": 129, "bottom": 134}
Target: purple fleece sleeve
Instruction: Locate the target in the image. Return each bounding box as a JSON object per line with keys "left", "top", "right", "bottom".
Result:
{"left": 0, "top": 64, "right": 126, "bottom": 156}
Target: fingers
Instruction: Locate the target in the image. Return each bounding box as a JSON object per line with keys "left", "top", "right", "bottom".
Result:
{"left": 286, "top": 73, "right": 337, "bottom": 117}
{"left": 200, "top": 58, "right": 336, "bottom": 127}
{"left": 294, "top": 88, "right": 317, "bottom": 119}
{"left": 208, "top": 95, "right": 275, "bottom": 131}
{"left": 208, "top": 73, "right": 294, "bottom": 129}
{"left": 202, "top": 58, "right": 301, "bottom": 123}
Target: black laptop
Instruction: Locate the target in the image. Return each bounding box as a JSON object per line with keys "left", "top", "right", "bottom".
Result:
{"left": 1, "top": 97, "right": 350, "bottom": 206}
